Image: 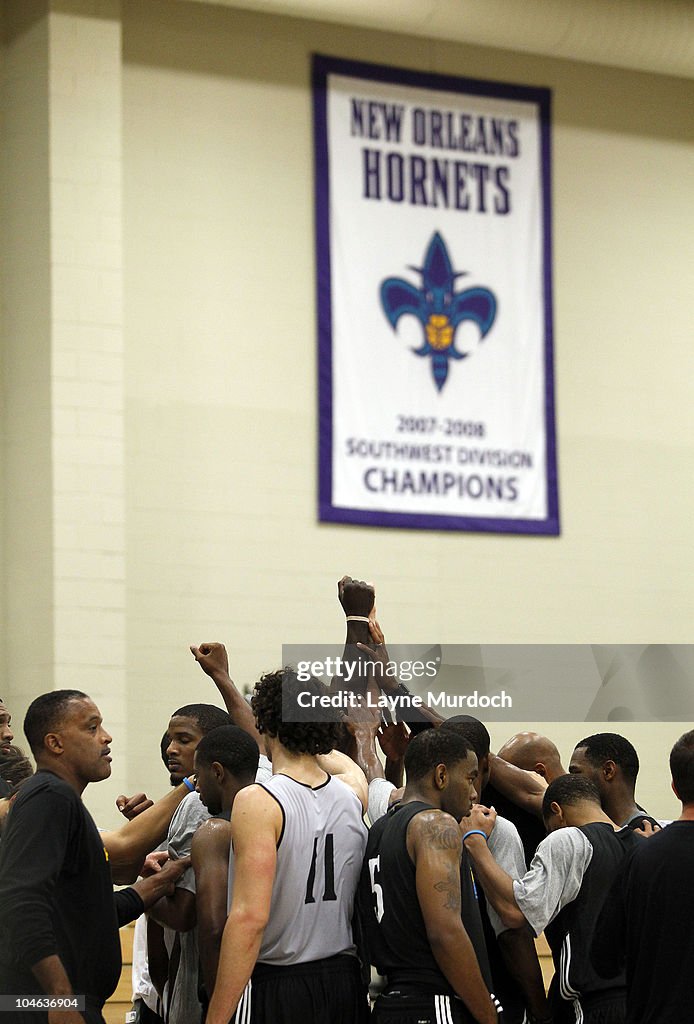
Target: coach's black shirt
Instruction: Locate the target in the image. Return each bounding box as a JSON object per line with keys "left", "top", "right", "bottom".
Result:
{"left": 0, "top": 770, "right": 142, "bottom": 1010}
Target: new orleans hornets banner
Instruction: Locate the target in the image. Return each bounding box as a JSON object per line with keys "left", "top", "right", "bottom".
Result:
{"left": 314, "top": 55, "right": 559, "bottom": 534}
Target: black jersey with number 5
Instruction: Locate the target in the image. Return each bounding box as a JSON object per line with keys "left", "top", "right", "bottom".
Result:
{"left": 359, "top": 800, "right": 464, "bottom": 992}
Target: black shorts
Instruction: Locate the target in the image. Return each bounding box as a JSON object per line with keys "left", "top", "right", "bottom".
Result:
{"left": 372, "top": 987, "right": 485, "bottom": 1024}
{"left": 233, "top": 954, "right": 369, "bottom": 1024}
{"left": 553, "top": 988, "right": 626, "bottom": 1024}
{"left": 581, "top": 993, "right": 626, "bottom": 1024}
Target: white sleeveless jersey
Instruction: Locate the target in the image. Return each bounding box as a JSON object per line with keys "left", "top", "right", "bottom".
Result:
{"left": 227, "top": 772, "right": 367, "bottom": 965}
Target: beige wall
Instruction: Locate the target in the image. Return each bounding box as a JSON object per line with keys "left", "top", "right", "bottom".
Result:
{"left": 1, "top": 0, "right": 692, "bottom": 825}
{"left": 1, "top": 1, "right": 55, "bottom": 754}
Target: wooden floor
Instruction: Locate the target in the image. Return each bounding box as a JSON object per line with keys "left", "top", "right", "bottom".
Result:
{"left": 106, "top": 925, "right": 554, "bottom": 1023}
{"left": 536, "top": 932, "right": 554, "bottom": 989}
{"left": 105, "top": 924, "right": 135, "bottom": 1024}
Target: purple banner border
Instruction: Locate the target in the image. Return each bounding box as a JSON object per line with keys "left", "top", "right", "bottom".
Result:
{"left": 313, "top": 54, "right": 560, "bottom": 536}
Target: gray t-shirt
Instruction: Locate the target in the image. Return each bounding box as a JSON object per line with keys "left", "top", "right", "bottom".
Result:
{"left": 169, "top": 791, "right": 209, "bottom": 892}
{"left": 486, "top": 815, "right": 527, "bottom": 937}
{"left": 165, "top": 793, "right": 210, "bottom": 1024}
{"left": 512, "top": 827, "right": 593, "bottom": 936}
{"left": 367, "top": 777, "right": 396, "bottom": 825}
{"left": 255, "top": 754, "right": 273, "bottom": 786}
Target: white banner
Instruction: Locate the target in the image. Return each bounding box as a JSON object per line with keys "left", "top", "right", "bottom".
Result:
{"left": 314, "top": 56, "right": 559, "bottom": 534}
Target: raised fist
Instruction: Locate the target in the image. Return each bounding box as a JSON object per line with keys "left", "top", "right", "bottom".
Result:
{"left": 337, "top": 576, "right": 375, "bottom": 618}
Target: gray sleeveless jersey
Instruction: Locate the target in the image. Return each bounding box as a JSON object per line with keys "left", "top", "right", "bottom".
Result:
{"left": 227, "top": 772, "right": 367, "bottom": 966}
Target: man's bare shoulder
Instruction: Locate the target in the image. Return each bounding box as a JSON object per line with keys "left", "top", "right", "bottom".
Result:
{"left": 231, "top": 783, "right": 284, "bottom": 830}
{"left": 406, "top": 807, "right": 463, "bottom": 859}
{"left": 233, "top": 781, "right": 274, "bottom": 805}
{"left": 191, "top": 817, "right": 232, "bottom": 859}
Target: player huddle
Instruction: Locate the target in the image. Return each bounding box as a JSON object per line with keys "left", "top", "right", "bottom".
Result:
{"left": 0, "top": 578, "right": 691, "bottom": 1024}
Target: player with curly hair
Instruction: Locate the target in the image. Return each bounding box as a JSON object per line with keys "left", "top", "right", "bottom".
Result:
{"left": 251, "top": 667, "right": 341, "bottom": 754}
{"left": 206, "top": 668, "right": 369, "bottom": 1024}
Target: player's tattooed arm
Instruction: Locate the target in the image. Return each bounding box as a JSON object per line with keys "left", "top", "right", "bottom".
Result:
{"left": 433, "top": 855, "right": 462, "bottom": 912}
{"left": 410, "top": 810, "right": 464, "bottom": 913}
{"left": 413, "top": 811, "right": 464, "bottom": 852}
{"left": 409, "top": 810, "right": 497, "bottom": 1024}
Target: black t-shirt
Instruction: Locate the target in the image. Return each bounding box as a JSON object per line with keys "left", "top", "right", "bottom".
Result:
{"left": 592, "top": 820, "right": 694, "bottom": 1024}
{"left": 0, "top": 771, "right": 125, "bottom": 1009}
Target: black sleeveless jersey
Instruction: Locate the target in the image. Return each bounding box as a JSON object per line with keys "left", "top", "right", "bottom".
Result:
{"left": 545, "top": 822, "right": 637, "bottom": 1005}
{"left": 623, "top": 810, "right": 660, "bottom": 831}
{"left": 359, "top": 800, "right": 490, "bottom": 995}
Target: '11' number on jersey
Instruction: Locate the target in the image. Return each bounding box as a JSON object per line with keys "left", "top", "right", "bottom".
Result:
{"left": 305, "top": 833, "right": 337, "bottom": 903}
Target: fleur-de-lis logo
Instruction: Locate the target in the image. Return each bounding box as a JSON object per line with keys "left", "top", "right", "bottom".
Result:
{"left": 380, "top": 232, "right": 497, "bottom": 392}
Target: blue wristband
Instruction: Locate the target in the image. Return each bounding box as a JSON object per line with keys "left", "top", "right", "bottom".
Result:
{"left": 183, "top": 776, "right": 195, "bottom": 792}
{"left": 463, "top": 829, "right": 488, "bottom": 843}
